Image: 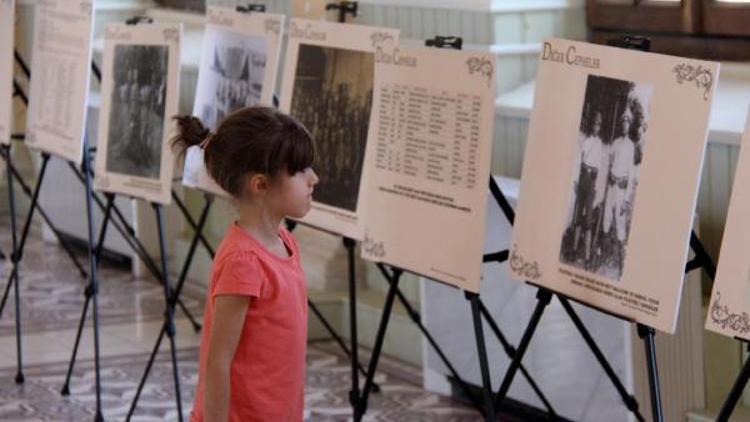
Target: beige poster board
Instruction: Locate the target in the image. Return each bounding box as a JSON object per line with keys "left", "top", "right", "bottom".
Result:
{"left": 510, "top": 38, "right": 719, "bottom": 333}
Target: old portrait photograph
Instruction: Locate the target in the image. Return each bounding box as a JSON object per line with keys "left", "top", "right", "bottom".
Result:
{"left": 94, "top": 22, "right": 181, "bottom": 205}
{"left": 279, "top": 19, "right": 398, "bottom": 240}
{"left": 510, "top": 38, "right": 717, "bottom": 332}
{"left": 290, "top": 44, "right": 374, "bottom": 212}
{"left": 104, "top": 44, "right": 168, "bottom": 179}
{"left": 560, "top": 75, "right": 653, "bottom": 281}
{"left": 194, "top": 28, "right": 267, "bottom": 130}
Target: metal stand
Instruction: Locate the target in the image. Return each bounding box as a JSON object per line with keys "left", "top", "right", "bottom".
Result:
{"left": 717, "top": 341, "right": 750, "bottom": 422}
{"left": 344, "top": 236, "right": 361, "bottom": 406}
{"left": 2, "top": 143, "right": 24, "bottom": 384}
{"left": 67, "top": 160, "right": 202, "bottom": 330}
{"left": 2, "top": 82, "right": 87, "bottom": 277}
{"left": 637, "top": 324, "right": 663, "bottom": 422}
{"left": 488, "top": 174, "right": 652, "bottom": 420}
{"left": 0, "top": 145, "right": 87, "bottom": 278}
{"left": 9, "top": 49, "right": 105, "bottom": 419}
{"left": 81, "top": 137, "right": 105, "bottom": 422}
{"left": 326, "top": 0, "right": 358, "bottom": 22}
{"left": 60, "top": 193, "right": 115, "bottom": 397}
{"left": 0, "top": 152, "right": 50, "bottom": 381}
{"left": 128, "top": 203, "right": 185, "bottom": 421}
{"left": 351, "top": 35, "right": 556, "bottom": 421}
{"left": 125, "top": 195, "right": 214, "bottom": 421}
{"left": 354, "top": 266, "right": 402, "bottom": 421}
{"left": 467, "top": 291, "right": 497, "bottom": 422}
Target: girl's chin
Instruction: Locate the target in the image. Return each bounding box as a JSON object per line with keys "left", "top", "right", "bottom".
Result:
{"left": 287, "top": 205, "right": 311, "bottom": 220}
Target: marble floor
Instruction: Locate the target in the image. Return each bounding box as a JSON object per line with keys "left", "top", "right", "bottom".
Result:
{"left": 0, "top": 214, "right": 489, "bottom": 421}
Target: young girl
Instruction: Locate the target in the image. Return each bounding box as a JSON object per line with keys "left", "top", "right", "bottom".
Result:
{"left": 171, "top": 106, "right": 318, "bottom": 421}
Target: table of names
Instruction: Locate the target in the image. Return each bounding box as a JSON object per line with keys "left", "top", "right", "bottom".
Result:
{"left": 375, "top": 82, "right": 482, "bottom": 190}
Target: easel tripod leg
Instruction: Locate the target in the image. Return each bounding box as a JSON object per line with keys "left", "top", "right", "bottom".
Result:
{"left": 468, "top": 293, "right": 495, "bottom": 421}
{"left": 61, "top": 195, "right": 115, "bottom": 396}
{"left": 81, "top": 140, "right": 104, "bottom": 422}
{"left": 354, "top": 267, "right": 402, "bottom": 421}
{"left": 477, "top": 300, "right": 557, "bottom": 416}
{"left": 637, "top": 324, "right": 663, "bottom": 422}
{"left": 4, "top": 144, "right": 23, "bottom": 384}
{"left": 717, "top": 343, "right": 750, "bottom": 422}
{"left": 494, "top": 288, "right": 552, "bottom": 412}
{"left": 153, "top": 204, "right": 184, "bottom": 422}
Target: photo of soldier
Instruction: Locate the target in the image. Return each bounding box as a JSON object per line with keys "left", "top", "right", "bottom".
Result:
{"left": 560, "top": 74, "right": 653, "bottom": 281}
{"left": 105, "top": 45, "right": 168, "bottom": 179}
{"left": 289, "top": 44, "right": 374, "bottom": 212}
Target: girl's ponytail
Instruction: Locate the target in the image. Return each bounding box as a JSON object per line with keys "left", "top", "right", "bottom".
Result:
{"left": 171, "top": 115, "right": 212, "bottom": 160}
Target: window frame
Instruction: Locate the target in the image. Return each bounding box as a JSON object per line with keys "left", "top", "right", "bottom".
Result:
{"left": 702, "top": 0, "right": 750, "bottom": 36}
{"left": 587, "top": 0, "right": 700, "bottom": 34}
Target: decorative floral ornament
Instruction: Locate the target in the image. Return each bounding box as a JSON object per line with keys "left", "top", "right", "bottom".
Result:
{"left": 672, "top": 63, "right": 713, "bottom": 101}
{"left": 509, "top": 245, "right": 542, "bottom": 281}
{"left": 710, "top": 292, "right": 750, "bottom": 334}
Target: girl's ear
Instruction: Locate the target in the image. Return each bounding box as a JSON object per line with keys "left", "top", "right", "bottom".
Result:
{"left": 246, "top": 173, "right": 269, "bottom": 197}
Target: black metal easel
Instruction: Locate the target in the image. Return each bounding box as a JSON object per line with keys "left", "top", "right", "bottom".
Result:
{"left": 487, "top": 35, "right": 718, "bottom": 422}
{"left": 0, "top": 81, "right": 87, "bottom": 280}
{"left": 58, "top": 33, "right": 210, "bottom": 407}
{"left": 717, "top": 341, "right": 750, "bottom": 421}
{"left": 487, "top": 176, "right": 647, "bottom": 421}
{"left": 2, "top": 141, "right": 23, "bottom": 386}
{"left": 125, "top": 193, "right": 213, "bottom": 421}
{"left": 326, "top": 0, "right": 358, "bottom": 22}
{"left": 7, "top": 16, "right": 206, "bottom": 422}
{"left": 350, "top": 36, "right": 561, "bottom": 422}
{"left": 44, "top": 16, "right": 186, "bottom": 422}
{"left": 4, "top": 49, "right": 113, "bottom": 422}
{"left": 8, "top": 50, "right": 204, "bottom": 334}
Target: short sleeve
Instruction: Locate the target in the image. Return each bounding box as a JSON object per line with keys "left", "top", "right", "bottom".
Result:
{"left": 211, "top": 250, "right": 267, "bottom": 299}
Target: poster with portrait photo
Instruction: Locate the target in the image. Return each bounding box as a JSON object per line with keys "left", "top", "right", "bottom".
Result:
{"left": 510, "top": 38, "right": 718, "bottom": 333}
{"left": 360, "top": 46, "right": 495, "bottom": 292}
{"left": 0, "top": 0, "right": 15, "bottom": 145}
{"left": 185, "top": 7, "right": 284, "bottom": 197}
{"left": 24, "top": 0, "right": 94, "bottom": 163}
{"left": 279, "top": 19, "right": 399, "bottom": 240}
{"left": 559, "top": 75, "right": 653, "bottom": 282}
{"left": 93, "top": 23, "right": 181, "bottom": 205}
{"left": 706, "top": 109, "right": 750, "bottom": 341}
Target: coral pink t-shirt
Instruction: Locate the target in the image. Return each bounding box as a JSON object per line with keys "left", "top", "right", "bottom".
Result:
{"left": 190, "top": 223, "right": 307, "bottom": 422}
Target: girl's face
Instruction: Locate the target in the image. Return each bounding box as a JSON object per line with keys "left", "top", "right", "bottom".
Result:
{"left": 267, "top": 167, "right": 319, "bottom": 219}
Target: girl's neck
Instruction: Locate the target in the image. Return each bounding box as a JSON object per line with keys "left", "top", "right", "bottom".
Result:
{"left": 236, "top": 200, "right": 285, "bottom": 248}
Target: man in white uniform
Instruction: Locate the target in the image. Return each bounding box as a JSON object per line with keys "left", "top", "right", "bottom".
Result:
{"left": 603, "top": 106, "right": 636, "bottom": 272}
{"left": 573, "top": 112, "right": 607, "bottom": 265}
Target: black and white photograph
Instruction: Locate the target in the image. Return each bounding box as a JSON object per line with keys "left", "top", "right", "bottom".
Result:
{"left": 290, "top": 44, "right": 374, "bottom": 212}
{"left": 194, "top": 30, "right": 267, "bottom": 130}
{"left": 560, "top": 75, "right": 653, "bottom": 281}
{"left": 510, "top": 38, "right": 717, "bottom": 332}
{"left": 280, "top": 19, "right": 398, "bottom": 240}
{"left": 94, "top": 23, "right": 181, "bottom": 205}
{"left": 185, "top": 8, "right": 284, "bottom": 196}
{"left": 104, "top": 44, "right": 168, "bottom": 179}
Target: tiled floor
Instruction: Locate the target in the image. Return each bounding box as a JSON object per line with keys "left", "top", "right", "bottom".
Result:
{"left": 0, "top": 214, "right": 483, "bottom": 421}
